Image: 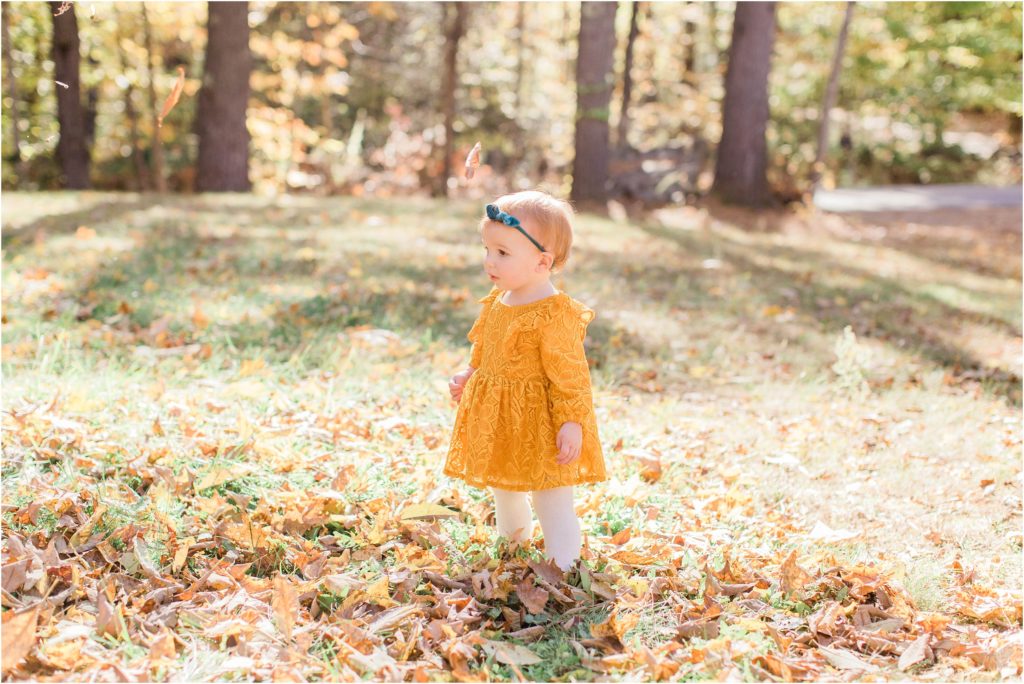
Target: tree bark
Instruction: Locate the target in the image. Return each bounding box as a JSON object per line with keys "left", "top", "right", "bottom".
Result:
{"left": 49, "top": 1, "right": 89, "bottom": 188}
{"left": 616, "top": 1, "right": 641, "bottom": 151}
{"left": 683, "top": 2, "right": 697, "bottom": 77}
{"left": 84, "top": 57, "right": 98, "bottom": 151}
{"left": 196, "top": 1, "right": 252, "bottom": 192}
{"left": 141, "top": 4, "right": 166, "bottom": 192}
{"left": 114, "top": 6, "right": 149, "bottom": 191}
{"left": 436, "top": 1, "right": 466, "bottom": 198}
{"left": 514, "top": 2, "right": 527, "bottom": 117}
{"left": 571, "top": 1, "right": 619, "bottom": 205}
{"left": 711, "top": 1, "right": 777, "bottom": 206}
{"left": 811, "top": 2, "right": 856, "bottom": 192}
{"left": 2, "top": 4, "right": 27, "bottom": 183}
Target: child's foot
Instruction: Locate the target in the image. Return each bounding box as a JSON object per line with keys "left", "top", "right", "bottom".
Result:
{"left": 494, "top": 536, "right": 530, "bottom": 562}
{"left": 562, "top": 559, "right": 585, "bottom": 588}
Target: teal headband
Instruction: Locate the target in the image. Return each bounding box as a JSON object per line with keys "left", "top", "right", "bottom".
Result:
{"left": 485, "top": 204, "right": 547, "bottom": 252}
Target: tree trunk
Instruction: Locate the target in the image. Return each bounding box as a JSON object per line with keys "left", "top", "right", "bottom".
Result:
{"left": 196, "top": 1, "right": 252, "bottom": 192}
{"left": 84, "top": 57, "right": 99, "bottom": 151}
{"left": 571, "top": 1, "right": 619, "bottom": 206}
{"left": 514, "top": 3, "right": 527, "bottom": 117}
{"left": 711, "top": 1, "right": 777, "bottom": 207}
{"left": 2, "top": 4, "right": 27, "bottom": 183}
{"left": 811, "top": 2, "right": 856, "bottom": 192}
{"left": 683, "top": 2, "right": 697, "bottom": 78}
{"left": 114, "top": 6, "right": 149, "bottom": 191}
{"left": 616, "top": 1, "right": 641, "bottom": 151}
{"left": 141, "top": 4, "right": 166, "bottom": 193}
{"left": 436, "top": 1, "right": 466, "bottom": 198}
{"left": 49, "top": 1, "right": 89, "bottom": 189}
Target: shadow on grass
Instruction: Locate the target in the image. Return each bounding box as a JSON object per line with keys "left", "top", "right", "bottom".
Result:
{"left": 48, "top": 209, "right": 641, "bottom": 374}
{"left": 637, "top": 211, "right": 1021, "bottom": 406}
{"left": 11, "top": 193, "right": 1017, "bottom": 405}
{"left": 1, "top": 197, "right": 151, "bottom": 253}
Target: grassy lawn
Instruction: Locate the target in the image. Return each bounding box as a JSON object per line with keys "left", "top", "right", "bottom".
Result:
{"left": 2, "top": 191, "right": 1020, "bottom": 681}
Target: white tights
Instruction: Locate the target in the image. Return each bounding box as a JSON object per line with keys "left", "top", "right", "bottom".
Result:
{"left": 491, "top": 486, "right": 581, "bottom": 572}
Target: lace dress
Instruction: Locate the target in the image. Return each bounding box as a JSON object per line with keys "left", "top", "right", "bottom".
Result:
{"left": 444, "top": 285, "right": 607, "bottom": 491}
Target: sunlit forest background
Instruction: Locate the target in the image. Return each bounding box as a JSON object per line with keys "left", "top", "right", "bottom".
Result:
{"left": 2, "top": 1, "right": 1021, "bottom": 201}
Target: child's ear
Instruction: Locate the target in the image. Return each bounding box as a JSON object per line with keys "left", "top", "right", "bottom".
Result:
{"left": 537, "top": 252, "right": 554, "bottom": 272}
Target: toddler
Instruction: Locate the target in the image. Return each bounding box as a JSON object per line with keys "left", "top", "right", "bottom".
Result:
{"left": 443, "top": 190, "right": 607, "bottom": 572}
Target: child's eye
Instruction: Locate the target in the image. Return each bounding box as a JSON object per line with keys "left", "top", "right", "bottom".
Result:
{"left": 498, "top": 250, "right": 507, "bottom": 256}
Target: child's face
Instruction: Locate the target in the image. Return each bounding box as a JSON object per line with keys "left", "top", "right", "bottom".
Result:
{"left": 481, "top": 221, "right": 550, "bottom": 289}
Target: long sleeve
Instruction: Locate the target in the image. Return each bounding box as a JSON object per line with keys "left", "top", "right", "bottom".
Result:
{"left": 539, "top": 302, "right": 596, "bottom": 427}
{"left": 468, "top": 314, "right": 485, "bottom": 367}
{"left": 467, "top": 286, "right": 500, "bottom": 368}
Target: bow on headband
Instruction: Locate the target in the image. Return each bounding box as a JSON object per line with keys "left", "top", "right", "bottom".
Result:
{"left": 485, "top": 204, "right": 546, "bottom": 252}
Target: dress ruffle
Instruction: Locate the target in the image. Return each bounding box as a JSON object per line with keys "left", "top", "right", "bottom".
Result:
{"left": 473, "top": 287, "right": 596, "bottom": 360}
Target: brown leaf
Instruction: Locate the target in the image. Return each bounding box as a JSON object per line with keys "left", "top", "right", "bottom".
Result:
{"left": 609, "top": 527, "right": 632, "bottom": 545}
{"left": 808, "top": 601, "right": 846, "bottom": 637}
{"left": 527, "top": 557, "right": 564, "bottom": 586}
{"left": 480, "top": 639, "right": 542, "bottom": 666}
{"left": 1, "top": 607, "right": 39, "bottom": 674}
{"left": 148, "top": 628, "right": 177, "bottom": 662}
{"left": 400, "top": 503, "right": 459, "bottom": 521}
{"left": 590, "top": 608, "right": 639, "bottom": 642}
{"left": 95, "top": 580, "right": 128, "bottom": 640}
{"left": 193, "top": 462, "right": 252, "bottom": 493}
{"left": 780, "top": 549, "right": 812, "bottom": 598}
{"left": 515, "top": 578, "right": 549, "bottom": 614}
{"left": 171, "top": 537, "right": 193, "bottom": 575}
{"left": 720, "top": 582, "right": 756, "bottom": 597}
{"left": 272, "top": 575, "right": 298, "bottom": 639}
{"left": 1, "top": 559, "right": 30, "bottom": 593}
{"left": 677, "top": 618, "right": 719, "bottom": 640}
{"left": 158, "top": 66, "right": 186, "bottom": 128}
{"left": 817, "top": 645, "right": 879, "bottom": 672}
{"left": 898, "top": 633, "right": 931, "bottom": 670}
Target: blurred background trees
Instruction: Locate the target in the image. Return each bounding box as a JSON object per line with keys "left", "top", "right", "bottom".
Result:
{"left": 1, "top": 1, "right": 1020, "bottom": 206}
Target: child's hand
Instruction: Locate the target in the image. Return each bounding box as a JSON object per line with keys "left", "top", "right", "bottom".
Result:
{"left": 449, "top": 369, "right": 474, "bottom": 403}
{"left": 555, "top": 422, "right": 583, "bottom": 465}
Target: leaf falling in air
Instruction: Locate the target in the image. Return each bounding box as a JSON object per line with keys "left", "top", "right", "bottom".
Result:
{"left": 52, "top": 2, "right": 72, "bottom": 17}
{"left": 464, "top": 141, "right": 481, "bottom": 179}
{"left": 157, "top": 66, "right": 186, "bottom": 128}
{"left": 55, "top": 81, "right": 69, "bottom": 89}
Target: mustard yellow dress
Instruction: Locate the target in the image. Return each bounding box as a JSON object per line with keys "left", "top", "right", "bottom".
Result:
{"left": 444, "top": 285, "right": 607, "bottom": 492}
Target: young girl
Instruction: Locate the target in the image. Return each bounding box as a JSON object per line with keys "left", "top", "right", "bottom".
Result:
{"left": 443, "top": 190, "right": 607, "bottom": 573}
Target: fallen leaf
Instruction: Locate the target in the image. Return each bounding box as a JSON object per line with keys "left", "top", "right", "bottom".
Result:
{"left": 272, "top": 575, "right": 298, "bottom": 640}
{"left": 194, "top": 463, "right": 251, "bottom": 493}
{"left": 400, "top": 503, "right": 459, "bottom": 521}
{"left": 898, "top": 633, "right": 931, "bottom": 671}
{"left": 818, "top": 645, "right": 879, "bottom": 672}
{"left": 808, "top": 520, "right": 858, "bottom": 543}
{"left": 780, "top": 549, "right": 812, "bottom": 598}
{"left": 480, "top": 639, "right": 542, "bottom": 666}
{"left": 516, "top": 579, "right": 549, "bottom": 614}
{"left": 1, "top": 607, "right": 39, "bottom": 674}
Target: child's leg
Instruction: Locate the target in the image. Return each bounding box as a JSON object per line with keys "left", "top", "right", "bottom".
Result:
{"left": 531, "top": 485, "right": 581, "bottom": 571}
{"left": 491, "top": 487, "right": 534, "bottom": 543}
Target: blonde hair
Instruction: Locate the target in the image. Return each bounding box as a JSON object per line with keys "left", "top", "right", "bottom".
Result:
{"left": 480, "top": 190, "right": 575, "bottom": 273}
